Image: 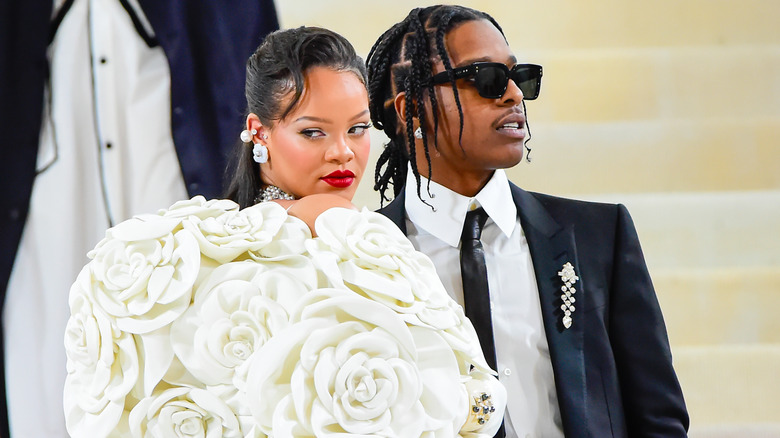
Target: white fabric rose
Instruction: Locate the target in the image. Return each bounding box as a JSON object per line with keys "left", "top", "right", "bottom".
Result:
{"left": 309, "top": 208, "right": 454, "bottom": 327}
{"left": 170, "top": 257, "right": 316, "bottom": 388}
{"left": 245, "top": 203, "right": 312, "bottom": 259}
{"left": 309, "top": 208, "right": 492, "bottom": 373}
{"left": 65, "top": 197, "right": 508, "bottom": 437}
{"left": 246, "top": 289, "right": 466, "bottom": 437}
{"left": 459, "top": 370, "right": 508, "bottom": 438}
{"left": 159, "top": 196, "right": 239, "bottom": 221}
{"left": 87, "top": 214, "right": 201, "bottom": 334}
{"left": 182, "top": 202, "right": 296, "bottom": 264}
{"left": 128, "top": 386, "right": 242, "bottom": 438}
{"left": 64, "top": 268, "right": 140, "bottom": 438}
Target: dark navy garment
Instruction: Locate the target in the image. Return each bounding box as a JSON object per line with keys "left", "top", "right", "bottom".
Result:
{"left": 0, "top": 2, "right": 53, "bottom": 435}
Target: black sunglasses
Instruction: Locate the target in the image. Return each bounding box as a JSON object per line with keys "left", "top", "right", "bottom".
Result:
{"left": 430, "top": 62, "right": 543, "bottom": 100}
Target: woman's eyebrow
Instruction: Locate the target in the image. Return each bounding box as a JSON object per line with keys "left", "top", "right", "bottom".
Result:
{"left": 349, "top": 109, "right": 370, "bottom": 121}
{"left": 293, "top": 116, "right": 332, "bottom": 124}
{"left": 295, "top": 109, "right": 369, "bottom": 124}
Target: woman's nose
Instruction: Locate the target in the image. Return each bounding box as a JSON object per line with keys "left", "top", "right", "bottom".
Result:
{"left": 325, "top": 136, "right": 355, "bottom": 163}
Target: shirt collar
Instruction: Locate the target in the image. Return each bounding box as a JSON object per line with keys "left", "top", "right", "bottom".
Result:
{"left": 404, "top": 166, "right": 518, "bottom": 247}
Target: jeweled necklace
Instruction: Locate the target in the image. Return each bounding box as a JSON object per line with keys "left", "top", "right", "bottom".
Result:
{"left": 256, "top": 185, "right": 295, "bottom": 203}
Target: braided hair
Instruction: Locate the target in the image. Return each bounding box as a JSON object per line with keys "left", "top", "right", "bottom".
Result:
{"left": 224, "top": 26, "right": 367, "bottom": 208}
{"left": 366, "top": 5, "right": 505, "bottom": 205}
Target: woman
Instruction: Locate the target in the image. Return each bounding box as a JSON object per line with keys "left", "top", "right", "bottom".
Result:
{"left": 224, "top": 26, "right": 369, "bottom": 216}
{"left": 367, "top": 5, "right": 689, "bottom": 438}
{"left": 64, "top": 26, "right": 504, "bottom": 438}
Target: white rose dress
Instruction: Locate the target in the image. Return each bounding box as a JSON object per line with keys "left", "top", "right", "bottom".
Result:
{"left": 63, "top": 197, "right": 506, "bottom": 438}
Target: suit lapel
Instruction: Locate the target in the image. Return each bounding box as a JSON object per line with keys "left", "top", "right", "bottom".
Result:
{"left": 511, "top": 184, "right": 587, "bottom": 435}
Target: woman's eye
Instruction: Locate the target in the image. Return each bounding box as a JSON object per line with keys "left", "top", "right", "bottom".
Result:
{"left": 300, "top": 129, "right": 325, "bottom": 139}
{"left": 349, "top": 123, "right": 372, "bottom": 135}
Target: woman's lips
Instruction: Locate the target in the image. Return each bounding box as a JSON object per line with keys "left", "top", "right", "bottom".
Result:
{"left": 321, "top": 170, "right": 355, "bottom": 188}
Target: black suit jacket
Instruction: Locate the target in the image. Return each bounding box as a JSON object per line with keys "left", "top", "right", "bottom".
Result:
{"left": 378, "top": 183, "right": 689, "bottom": 437}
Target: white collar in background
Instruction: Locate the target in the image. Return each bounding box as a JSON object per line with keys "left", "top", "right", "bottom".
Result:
{"left": 404, "top": 166, "right": 517, "bottom": 248}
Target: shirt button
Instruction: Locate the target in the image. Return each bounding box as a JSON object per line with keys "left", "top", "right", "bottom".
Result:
{"left": 503, "top": 368, "right": 512, "bottom": 376}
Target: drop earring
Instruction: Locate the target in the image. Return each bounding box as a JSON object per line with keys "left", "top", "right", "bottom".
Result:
{"left": 253, "top": 142, "right": 268, "bottom": 163}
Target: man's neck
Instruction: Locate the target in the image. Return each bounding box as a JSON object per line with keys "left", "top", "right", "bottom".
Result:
{"left": 417, "top": 168, "right": 495, "bottom": 198}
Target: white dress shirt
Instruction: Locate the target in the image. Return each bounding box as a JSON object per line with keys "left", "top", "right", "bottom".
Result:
{"left": 403, "top": 168, "right": 564, "bottom": 438}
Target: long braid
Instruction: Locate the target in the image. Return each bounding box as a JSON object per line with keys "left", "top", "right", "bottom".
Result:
{"left": 407, "top": 12, "right": 437, "bottom": 200}
{"left": 367, "top": 22, "right": 407, "bottom": 132}
{"left": 369, "top": 38, "right": 398, "bottom": 203}
{"left": 368, "top": 17, "right": 413, "bottom": 202}
{"left": 404, "top": 11, "right": 434, "bottom": 203}
{"left": 433, "top": 12, "right": 466, "bottom": 149}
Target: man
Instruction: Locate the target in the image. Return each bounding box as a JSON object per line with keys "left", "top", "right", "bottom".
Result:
{"left": 367, "top": 5, "right": 688, "bottom": 437}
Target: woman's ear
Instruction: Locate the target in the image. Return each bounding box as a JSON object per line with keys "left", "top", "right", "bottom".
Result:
{"left": 246, "top": 113, "right": 268, "bottom": 143}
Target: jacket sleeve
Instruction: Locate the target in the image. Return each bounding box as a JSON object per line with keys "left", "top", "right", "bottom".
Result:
{"left": 608, "top": 204, "right": 689, "bottom": 436}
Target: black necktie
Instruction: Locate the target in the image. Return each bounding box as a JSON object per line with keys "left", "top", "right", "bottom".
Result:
{"left": 460, "top": 207, "right": 505, "bottom": 438}
{"left": 460, "top": 207, "right": 496, "bottom": 369}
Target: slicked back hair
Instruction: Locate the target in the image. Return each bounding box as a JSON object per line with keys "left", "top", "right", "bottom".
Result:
{"left": 366, "top": 5, "right": 504, "bottom": 205}
{"left": 224, "top": 26, "right": 367, "bottom": 208}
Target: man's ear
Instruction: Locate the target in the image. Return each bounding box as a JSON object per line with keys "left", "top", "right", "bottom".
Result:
{"left": 394, "top": 91, "right": 410, "bottom": 125}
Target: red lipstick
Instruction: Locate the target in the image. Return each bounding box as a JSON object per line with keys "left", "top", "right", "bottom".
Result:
{"left": 321, "top": 170, "right": 355, "bottom": 188}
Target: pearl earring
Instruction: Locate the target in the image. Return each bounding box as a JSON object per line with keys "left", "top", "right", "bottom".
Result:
{"left": 414, "top": 127, "right": 423, "bottom": 139}
{"left": 240, "top": 129, "right": 257, "bottom": 143}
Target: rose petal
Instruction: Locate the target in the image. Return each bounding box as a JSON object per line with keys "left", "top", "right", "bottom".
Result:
{"left": 136, "top": 326, "right": 174, "bottom": 397}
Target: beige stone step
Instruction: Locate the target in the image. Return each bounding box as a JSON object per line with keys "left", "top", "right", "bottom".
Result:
{"left": 673, "top": 344, "right": 780, "bottom": 429}
{"left": 528, "top": 46, "right": 780, "bottom": 123}
{"left": 654, "top": 267, "right": 780, "bottom": 346}
{"left": 690, "top": 424, "right": 780, "bottom": 438}
{"left": 510, "top": 1, "right": 780, "bottom": 50}
{"left": 509, "top": 118, "right": 780, "bottom": 195}
{"left": 563, "top": 191, "right": 780, "bottom": 269}
{"left": 277, "top": 1, "right": 780, "bottom": 52}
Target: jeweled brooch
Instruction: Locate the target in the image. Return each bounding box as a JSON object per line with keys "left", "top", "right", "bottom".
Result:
{"left": 558, "top": 262, "right": 579, "bottom": 329}
{"left": 469, "top": 392, "right": 496, "bottom": 426}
